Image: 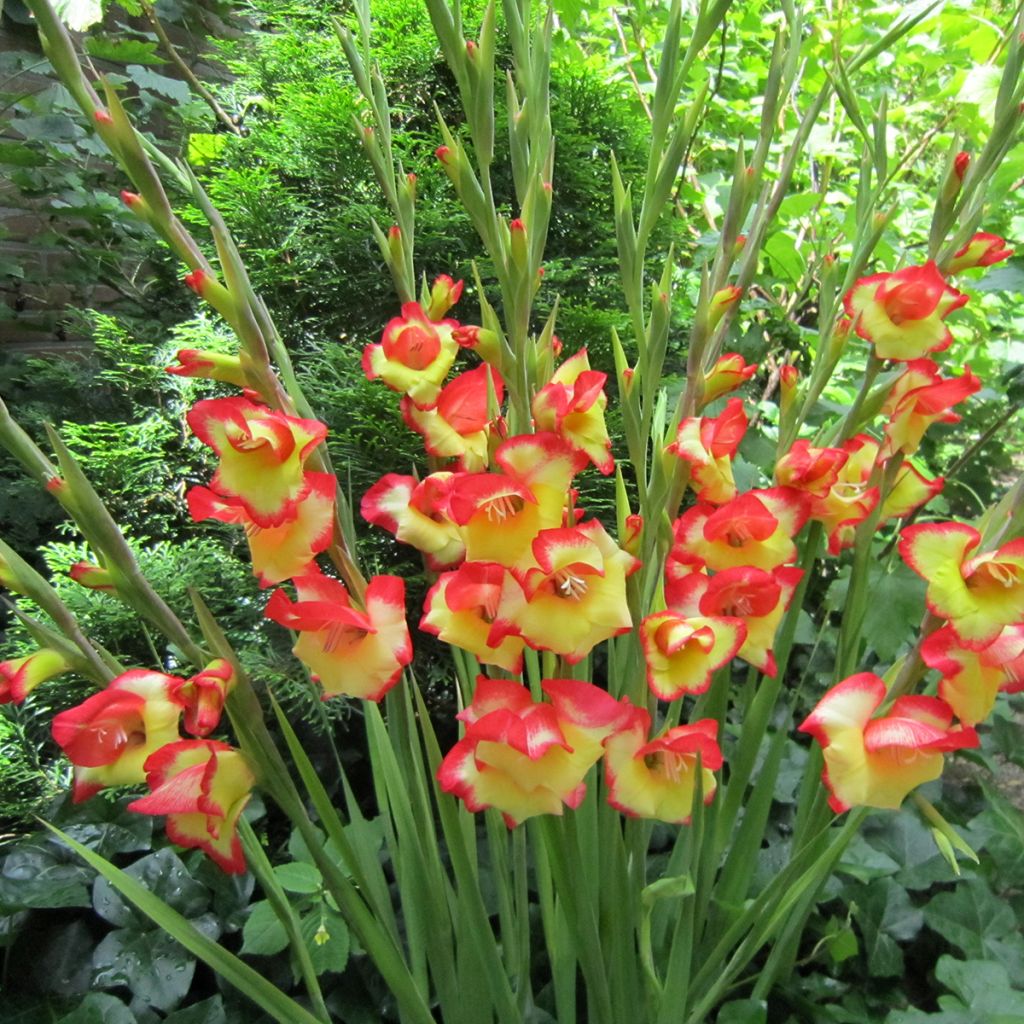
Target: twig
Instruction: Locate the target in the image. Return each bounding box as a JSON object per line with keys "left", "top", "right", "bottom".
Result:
{"left": 139, "top": 0, "right": 242, "bottom": 137}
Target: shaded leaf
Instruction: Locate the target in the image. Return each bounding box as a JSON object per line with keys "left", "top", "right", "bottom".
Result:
{"left": 93, "top": 927, "right": 195, "bottom": 1013}
{"left": 240, "top": 900, "right": 289, "bottom": 957}
{"left": 57, "top": 993, "right": 136, "bottom": 1024}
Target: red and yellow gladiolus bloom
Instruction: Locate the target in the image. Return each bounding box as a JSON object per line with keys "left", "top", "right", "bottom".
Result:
{"left": 401, "top": 364, "right": 504, "bottom": 471}
{"left": 265, "top": 572, "right": 412, "bottom": 701}
{"left": 448, "top": 433, "right": 585, "bottom": 570}
{"left": 531, "top": 349, "right": 614, "bottom": 474}
{"left": 362, "top": 301, "right": 459, "bottom": 408}
{"left": 880, "top": 359, "right": 981, "bottom": 458}
{"left": 799, "top": 673, "right": 978, "bottom": 812}
{"left": 922, "top": 624, "right": 1024, "bottom": 726}
{"left": 666, "top": 398, "right": 747, "bottom": 505}
{"left": 881, "top": 461, "right": 944, "bottom": 521}
{"left": 128, "top": 740, "right": 255, "bottom": 874}
{"left": 0, "top": 648, "right": 71, "bottom": 704}
{"left": 701, "top": 353, "right": 757, "bottom": 407}
{"left": 420, "top": 562, "right": 527, "bottom": 672}
{"left": 187, "top": 397, "right": 327, "bottom": 528}
{"left": 187, "top": 471, "right": 336, "bottom": 587}
{"left": 51, "top": 670, "right": 184, "bottom": 802}
{"left": 843, "top": 261, "right": 968, "bottom": 361}
{"left": 899, "top": 523, "right": 1024, "bottom": 649}
{"left": 361, "top": 472, "right": 465, "bottom": 570}
{"left": 171, "top": 659, "right": 236, "bottom": 738}
{"left": 807, "top": 435, "right": 880, "bottom": 555}
{"left": 604, "top": 706, "right": 722, "bottom": 824}
{"left": 666, "top": 565, "right": 803, "bottom": 677}
{"left": 946, "top": 232, "right": 1013, "bottom": 275}
{"left": 671, "top": 488, "right": 809, "bottom": 573}
{"left": 165, "top": 348, "right": 249, "bottom": 388}
{"left": 514, "top": 521, "right": 640, "bottom": 664}
{"left": 425, "top": 273, "right": 464, "bottom": 321}
{"left": 639, "top": 610, "right": 745, "bottom": 700}
{"left": 775, "top": 440, "right": 848, "bottom": 499}
{"left": 437, "top": 677, "right": 630, "bottom": 827}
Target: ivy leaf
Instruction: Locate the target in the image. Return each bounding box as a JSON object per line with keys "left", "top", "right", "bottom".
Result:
{"left": 966, "top": 785, "right": 1024, "bottom": 888}
{"left": 852, "top": 878, "right": 923, "bottom": 977}
{"left": 240, "top": 900, "right": 289, "bottom": 957}
{"left": 57, "top": 993, "right": 136, "bottom": 1024}
{"left": 862, "top": 561, "right": 926, "bottom": 662}
{"left": 836, "top": 833, "right": 901, "bottom": 883}
{"left": 126, "top": 65, "right": 193, "bottom": 105}
{"left": 93, "top": 849, "right": 208, "bottom": 929}
{"left": 886, "top": 956, "right": 1024, "bottom": 1022}
{"left": 164, "top": 995, "right": 228, "bottom": 1024}
{"left": 93, "top": 926, "right": 195, "bottom": 1012}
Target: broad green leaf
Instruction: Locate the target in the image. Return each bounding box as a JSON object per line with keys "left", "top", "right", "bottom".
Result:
{"left": 763, "top": 231, "right": 804, "bottom": 284}
{"left": 852, "top": 878, "right": 922, "bottom": 977}
{"left": 240, "top": 900, "right": 289, "bottom": 957}
{"left": 0, "top": 141, "right": 47, "bottom": 167}
{"left": 300, "top": 906, "right": 349, "bottom": 976}
{"left": 273, "top": 861, "right": 322, "bottom": 894}
{"left": 717, "top": 998, "right": 767, "bottom": 1023}
{"left": 126, "top": 65, "right": 193, "bottom": 105}
{"left": 862, "top": 561, "right": 926, "bottom": 662}
{"left": 93, "top": 849, "right": 208, "bottom": 928}
{"left": 836, "top": 833, "right": 900, "bottom": 882}
{"left": 85, "top": 36, "right": 165, "bottom": 65}
{"left": 164, "top": 997, "right": 228, "bottom": 1024}
{"left": 57, "top": 993, "right": 136, "bottom": 1024}
{"left": 189, "top": 133, "right": 230, "bottom": 166}
{"left": 93, "top": 926, "right": 196, "bottom": 1012}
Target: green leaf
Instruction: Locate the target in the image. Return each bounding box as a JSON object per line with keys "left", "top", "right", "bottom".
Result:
{"left": 85, "top": 36, "right": 165, "bottom": 65}
{"left": 717, "top": 999, "right": 767, "bottom": 1023}
{"left": 300, "top": 906, "right": 350, "bottom": 976}
{"left": 852, "top": 877, "right": 923, "bottom": 977}
{"left": 967, "top": 786, "right": 1024, "bottom": 888}
{"left": 93, "top": 849, "right": 209, "bottom": 928}
{"left": 0, "top": 141, "right": 48, "bottom": 167}
{"left": 241, "top": 900, "right": 289, "bottom": 957}
{"left": 836, "top": 833, "right": 900, "bottom": 882}
{"left": 763, "top": 231, "right": 804, "bottom": 284}
{"left": 93, "top": 926, "right": 196, "bottom": 1012}
{"left": 126, "top": 65, "right": 193, "bottom": 105}
{"left": 43, "top": 824, "right": 324, "bottom": 1024}
{"left": 164, "top": 997, "right": 228, "bottom": 1024}
{"left": 57, "top": 993, "right": 136, "bottom": 1024}
{"left": 189, "top": 133, "right": 231, "bottom": 166}
{"left": 53, "top": 0, "right": 103, "bottom": 30}
{"left": 862, "top": 561, "right": 926, "bottom": 661}
{"left": 273, "top": 862, "right": 322, "bottom": 894}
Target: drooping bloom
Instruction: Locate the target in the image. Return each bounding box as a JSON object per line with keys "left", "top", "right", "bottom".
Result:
{"left": 514, "top": 520, "right": 640, "bottom": 663}
{"left": 843, "top": 261, "right": 968, "bottom": 361}
{"left": 420, "top": 562, "right": 527, "bottom": 672}
{"left": 922, "top": 624, "right": 1024, "bottom": 726}
{"left": 187, "top": 397, "right": 327, "bottom": 528}
{"left": 401, "top": 365, "right": 504, "bottom": 471}
{"left": 0, "top": 648, "right": 71, "bottom": 704}
{"left": 265, "top": 573, "right": 412, "bottom": 701}
{"left": 666, "top": 398, "right": 748, "bottom": 505}
{"left": 362, "top": 471, "right": 465, "bottom": 570}
{"left": 880, "top": 360, "right": 981, "bottom": 458}
{"left": 899, "top": 523, "right": 1024, "bottom": 649}
{"left": 437, "top": 677, "right": 630, "bottom": 826}
{"left": 638, "top": 611, "right": 745, "bottom": 700}
{"left": 799, "top": 673, "right": 978, "bottom": 812}
{"left": 171, "top": 659, "right": 237, "bottom": 738}
{"left": 362, "top": 302, "right": 459, "bottom": 408}
{"left": 701, "top": 353, "right": 758, "bottom": 406}
{"left": 128, "top": 740, "right": 255, "bottom": 874}
{"left": 807, "top": 435, "right": 881, "bottom": 555}
{"left": 666, "top": 565, "right": 803, "bottom": 677}
{"left": 532, "top": 349, "right": 614, "bottom": 474}
{"left": 165, "top": 348, "right": 248, "bottom": 388}
{"left": 946, "top": 233, "right": 1013, "bottom": 275}
{"left": 604, "top": 706, "right": 722, "bottom": 823}
{"left": 51, "top": 670, "right": 184, "bottom": 802}
{"left": 671, "top": 488, "right": 809, "bottom": 573}
{"left": 187, "top": 471, "right": 336, "bottom": 587}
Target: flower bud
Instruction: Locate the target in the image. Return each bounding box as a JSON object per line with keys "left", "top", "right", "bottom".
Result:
{"left": 509, "top": 218, "right": 528, "bottom": 269}
{"left": 166, "top": 348, "right": 249, "bottom": 388}
{"left": 941, "top": 151, "right": 970, "bottom": 204}
{"left": 702, "top": 353, "right": 757, "bottom": 406}
{"left": 707, "top": 286, "right": 742, "bottom": 333}
{"left": 69, "top": 561, "right": 117, "bottom": 592}
{"left": 426, "top": 274, "right": 464, "bottom": 321}
{"left": 946, "top": 232, "right": 1013, "bottom": 275}
{"left": 1, "top": 649, "right": 71, "bottom": 704}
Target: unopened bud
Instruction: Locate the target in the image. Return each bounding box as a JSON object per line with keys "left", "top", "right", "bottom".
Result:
{"left": 0, "top": 554, "right": 20, "bottom": 593}
{"left": 436, "top": 145, "right": 452, "bottom": 165}
{"left": 466, "top": 39, "right": 479, "bottom": 59}
{"left": 426, "top": 274, "right": 464, "bottom": 321}
{"left": 69, "top": 562, "right": 116, "bottom": 593}
{"left": 946, "top": 232, "right": 1013, "bottom": 275}
{"left": 0, "top": 649, "right": 71, "bottom": 704}
{"left": 779, "top": 364, "right": 799, "bottom": 419}
{"left": 509, "top": 218, "right": 528, "bottom": 267}
{"left": 120, "top": 191, "right": 141, "bottom": 208}
{"left": 733, "top": 234, "right": 747, "bottom": 257}
{"left": 453, "top": 325, "right": 501, "bottom": 365}
{"left": 623, "top": 514, "right": 643, "bottom": 556}
{"left": 94, "top": 110, "right": 113, "bottom": 125}
{"left": 702, "top": 353, "right": 757, "bottom": 405}
{"left": 707, "top": 286, "right": 742, "bottom": 332}
{"left": 166, "top": 348, "right": 249, "bottom": 388}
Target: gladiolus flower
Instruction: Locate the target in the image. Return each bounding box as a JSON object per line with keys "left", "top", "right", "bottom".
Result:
{"left": 514, "top": 520, "right": 639, "bottom": 663}
{"left": 128, "top": 740, "right": 254, "bottom": 874}
{"left": 605, "top": 707, "right": 722, "bottom": 823}
{"left": 701, "top": 353, "right": 758, "bottom": 406}
{"left": 69, "top": 561, "right": 116, "bottom": 592}
{"left": 171, "top": 659, "right": 236, "bottom": 738}
{"left": 421, "top": 562, "right": 527, "bottom": 672}
{"left": 437, "top": 677, "right": 630, "bottom": 826}
{"left": 881, "top": 462, "right": 944, "bottom": 520}
{"left": 799, "top": 673, "right": 978, "bottom": 812}
{"left": 361, "top": 472, "right": 465, "bottom": 570}
{"left": 452, "top": 324, "right": 502, "bottom": 365}
{"left": 532, "top": 349, "right": 614, "bottom": 474}
{"left": 899, "top": 523, "right": 1024, "bottom": 649}
{"left": 363, "top": 302, "right": 459, "bottom": 408}
{"left": 0, "top": 649, "right": 71, "bottom": 704}
{"left": 671, "top": 488, "right": 809, "bottom": 573}
{"left": 922, "top": 624, "right": 1024, "bottom": 726}
{"left": 187, "top": 472, "right": 336, "bottom": 587}
{"left": 187, "top": 397, "right": 327, "bottom": 528}
{"left": 265, "top": 573, "right": 412, "bottom": 701}
{"left": 667, "top": 398, "right": 747, "bottom": 505}
{"left": 844, "top": 262, "right": 968, "bottom": 361}
{"left": 425, "top": 274, "right": 464, "bottom": 321}
{"left": 775, "top": 441, "right": 847, "bottom": 499}
{"left": 401, "top": 365, "right": 504, "bottom": 471}
{"left": 639, "top": 611, "right": 745, "bottom": 700}
{"left": 880, "top": 360, "right": 980, "bottom": 458}
{"left": 807, "top": 435, "right": 881, "bottom": 555}
{"left": 946, "top": 232, "right": 1013, "bottom": 275}
{"left": 666, "top": 565, "right": 803, "bottom": 677}
{"left": 52, "top": 670, "right": 184, "bottom": 802}
{"left": 166, "top": 348, "right": 248, "bottom": 388}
